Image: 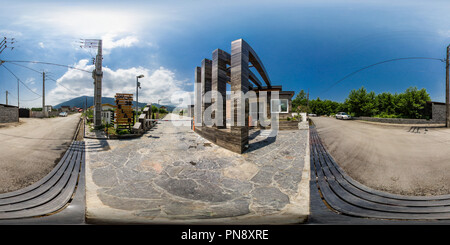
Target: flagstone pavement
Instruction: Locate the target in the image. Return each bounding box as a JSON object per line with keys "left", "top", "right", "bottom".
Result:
{"left": 85, "top": 114, "right": 310, "bottom": 224}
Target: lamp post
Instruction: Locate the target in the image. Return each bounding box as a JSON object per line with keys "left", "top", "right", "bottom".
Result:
{"left": 136, "top": 74, "right": 144, "bottom": 123}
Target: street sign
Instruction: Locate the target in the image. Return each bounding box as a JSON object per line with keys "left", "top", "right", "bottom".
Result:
{"left": 114, "top": 93, "right": 134, "bottom": 129}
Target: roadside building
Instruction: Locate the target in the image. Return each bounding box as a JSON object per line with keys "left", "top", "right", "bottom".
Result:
{"left": 0, "top": 104, "right": 19, "bottom": 123}
{"left": 19, "top": 108, "right": 31, "bottom": 118}
{"left": 101, "top": 110, "right": 114, "bottom": 124}
{"left": 89, "top": 103, "right": 116, "bottom": 111}
{"left": 425, "top": 101, "right": 446, "bottom": 123}
{"left": 61, "top": 106, "right": 71, "bottom": 112}
{"left": 88, "top": 103, "right": 117, "bottom": 125}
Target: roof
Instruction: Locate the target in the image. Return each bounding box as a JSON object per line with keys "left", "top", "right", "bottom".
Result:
{"left": 0, "top": 104, "right": 18, "bottom": 108}
{"left": 427, "top": 101, "right": 445, "bottom": 105}
{"left": 89, "top": 103, "right": 117, "bottom": 109}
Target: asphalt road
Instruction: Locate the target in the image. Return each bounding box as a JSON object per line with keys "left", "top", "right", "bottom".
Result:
{"left": 0, "top": 113, "right": 81, "bottom": 194}
{"left": 312, "top": 116, "right": 450, "bottom": 196}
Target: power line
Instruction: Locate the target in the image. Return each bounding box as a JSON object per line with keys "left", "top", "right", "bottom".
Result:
{"left": 7, "top": 61, "right": 42, "bottom": 74}
{"left": 6, "top": 93, "right": 41, "bottom": 102}
{"left": 319, "top": 57, "right": 446, "bottom": 96}
{"left": 45, "top": 77, "right": 79, "bottom": 95}
{"left": 1, "top": 64, "right": 42, "bottom": 97}
{"left": 1, "top": 60, "right": 92, "bottom": 73}
{"left": 2, "top": 62, "right": 83, "bottom": 106}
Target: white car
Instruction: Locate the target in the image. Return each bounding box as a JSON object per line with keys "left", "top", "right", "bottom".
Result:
{"left": 59, "top": 112, "right": 68, "bottom": 117}
{"left": 335, "top": 112, "right": 351, "bottom": 120}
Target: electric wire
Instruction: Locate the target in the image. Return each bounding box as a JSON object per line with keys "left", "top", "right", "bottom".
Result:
{"left": 3, "top": 61, "right": 82, "bottom": 97}
{"left": 1, "top": 60, "right": 92, "bottom": 73}
{"left": 1, "top": 64, "right": 42, "bottom": 97}
{"left": 319, "top": 57, "right": 446, "bottom": 96}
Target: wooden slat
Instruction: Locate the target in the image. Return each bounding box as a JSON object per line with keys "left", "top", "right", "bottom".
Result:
{"left": 0, "top": 144, "right": 78, "bottom": 206}
{"left": 0, "top": 142, "right": 80, "bottom": 199}
{"left": 1, "top": 147, "right": 84, "bottom": 219}
{"left": 310, "top": 127, "right": 450, "bottom": 220}
{"left": 0, "top": 146, "right": 79, "bottom": 212}
{"left": 0, "top": 141, "right": 84, "bottom": 220}
{"left": 312, "top": 128, "right": 450, "bottom": 201}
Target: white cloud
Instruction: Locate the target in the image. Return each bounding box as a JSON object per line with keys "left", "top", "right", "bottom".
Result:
{"left": 0, "top": 29, "right": 23, "bottom": 38}
{"left": 103, "top": 34, "right": 139, "bottom": 49}
{"left": 25, "top": 77, "right": 35, "bottom": 85}
{"left": 46, "top": 59, "right": 192, "bottom": 107}
{"left": 38, "top": 42, "right": 45, "bottom": 48}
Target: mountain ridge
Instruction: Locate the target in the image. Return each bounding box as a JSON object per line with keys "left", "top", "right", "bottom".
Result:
{"left": 53, "top": 96, "right": 175, "bottom": 111}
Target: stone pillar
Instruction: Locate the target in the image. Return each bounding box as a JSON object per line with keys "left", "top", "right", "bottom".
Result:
{"left": 230, "top": 39, "right": 250, "bottom": 153}
{"left": 212, "top": 49, "right": 230, "bottom": 128}
{"left": 201, "top": 59, "right": 212, "bottom": 126}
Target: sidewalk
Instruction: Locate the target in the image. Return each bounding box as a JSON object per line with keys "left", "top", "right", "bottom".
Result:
{"left": 84, "top": 114, "right": 310, "bottom": 224}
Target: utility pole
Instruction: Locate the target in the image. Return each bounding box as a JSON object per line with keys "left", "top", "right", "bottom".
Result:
{"left": 447, "top": 45, "right": 450, "bottom": 128}
{"left": 17, "top": 79, "right": 19, "bottom": 108}
{"left": 43, "top": 71, "right": 47, "bottom": 117}
{"left": 92, "top": 40, "right": 103, "bottom": 127}
{"left": 306, "top": 88, "right": 310, "bottom": 113}
{"left": 5, "top": 90, "right": 8, "bottom": 105}
{"left": 84, "top": 96, "right": 87, "bottom": 138}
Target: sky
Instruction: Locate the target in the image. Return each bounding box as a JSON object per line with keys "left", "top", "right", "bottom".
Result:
{"left": 1, "top": 0, "right": 450, "bottom": 108}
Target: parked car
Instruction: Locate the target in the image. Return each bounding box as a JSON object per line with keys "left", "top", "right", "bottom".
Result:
{"left": 59, "top": 112, "right": 68, "bottom": 117}
{"left": 335, "top": 112, "right": 351, "bottom": 120}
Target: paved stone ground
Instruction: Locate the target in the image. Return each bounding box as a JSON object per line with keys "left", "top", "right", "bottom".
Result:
{"left": 84, "top": 118, "right": 107, "bottom": 139}
{"left": 85, "top": 114, "right": 309, "bottom": 224}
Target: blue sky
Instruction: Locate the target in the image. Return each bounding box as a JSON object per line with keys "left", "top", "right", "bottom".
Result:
{"left": 0, "top": 0, "right": 450, "bottom": 108}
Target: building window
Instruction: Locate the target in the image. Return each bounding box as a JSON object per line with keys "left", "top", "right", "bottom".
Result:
{"left": 271, "top": 99, "right": 288, "bottom": 113}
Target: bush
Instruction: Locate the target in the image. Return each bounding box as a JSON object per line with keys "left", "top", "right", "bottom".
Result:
{"left": 94, "top": 125, "right": 105, "bottom": 130}
{"left": 293, "top": 114, "right": 302, "bottom": 121}
{"left": 118, "top": 129, "right": 130, "bottom": 135}
{"left": 373, "top": 113, "right": 401, "bottom": 118}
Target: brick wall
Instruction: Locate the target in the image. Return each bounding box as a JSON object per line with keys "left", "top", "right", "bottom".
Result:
{"left": 0, "top": 104, "right": 19, "bottom": 123}
{"left": 31, "top": 111, "right": 60, "bottom": 118}
{"left": 352, "top": 116, "right": 439, "bottom": 124}
{"left": 431, "top": 103, "right": 446, "bottom": 123}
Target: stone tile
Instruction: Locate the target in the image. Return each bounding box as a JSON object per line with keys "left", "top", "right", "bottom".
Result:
{"left": 250, "top": 170, "right": 274, "bottom": 184}
{"left": 92, "top": 167, "right": 118, "bottom": 187}
{"left": 103, "top": 182, "right": 162, "bottom": 199}
{"left": 251, "top": 187, "right": 290, "bottom": 210}
{"left": 97, "top": 192, "right": 164, "bottom": 211}
{"left": 85, "top": 116, "right": 309, "bottom": 224}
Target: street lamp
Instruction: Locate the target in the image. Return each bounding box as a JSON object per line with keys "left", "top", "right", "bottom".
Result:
{"left": 136, "top": 74, "right": 144, "bottom": 123}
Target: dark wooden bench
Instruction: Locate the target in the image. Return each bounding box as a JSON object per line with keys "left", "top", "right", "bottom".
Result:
{"left": 0, "top": 141, "right": 85, "bottom": 220}
{"left": 310, "top": 126, "right": 450, "bottom": 220}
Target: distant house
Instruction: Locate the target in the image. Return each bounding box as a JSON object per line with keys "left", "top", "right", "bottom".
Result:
{"left": 101, "top": 110, "right": 114, "bottom": 124}
{"left": 61, "top": 106, "right": 71, "bottom": 112}
{"left": 89, "top": 103, "right": 117, "bottom": 111}
{"left": 160, "top": 106, "right": 167, "bottom": 110}
{"left": 44, "top": 105, "right": 53, "bottom": 112}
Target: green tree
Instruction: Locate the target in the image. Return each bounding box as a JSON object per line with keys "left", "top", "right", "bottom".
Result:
{"left": 292, "top": 89, "right": 308, "bottom": 112}
{"left": 345, "top": 86, "right": 377, "bottom": 117}
{"left": 309, "top": 97, "right": 343, "bottom": 116}
{"left": 309, "top": 97, "right": 323, "bottom": 115}
{"left": 375, "top": 92, "right": 397, "bottom": 117}
{"left": 396, "top": 87, "right": 430, "bottom": 119}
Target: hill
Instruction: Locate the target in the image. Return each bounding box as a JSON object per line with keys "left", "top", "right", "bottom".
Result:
{"left": 53, "top": 96, "right": 175, "bottom": 111}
